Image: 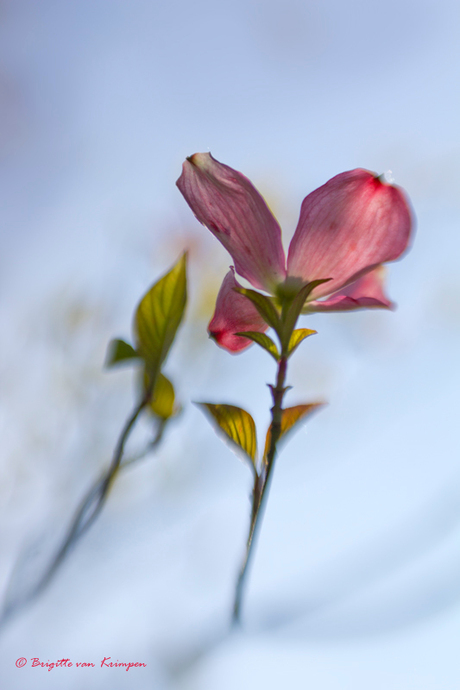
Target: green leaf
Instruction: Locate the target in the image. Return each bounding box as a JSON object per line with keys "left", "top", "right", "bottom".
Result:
{"left": 281, "top": 279, "right": 331, "bottom": 348}
{"left": 105, "top": 338, "right": 140, "bottom": 368}
{"left": 147, "top": 372, "right": 176, "bottom": 419}
{"left": 235, "top": 331, "right": 280, "bottom": 361}
{"left": 264, "top": 403, "right": 325, "bottom": 460}
{"left": 196, "top": 403, "right": 257, "bottom": 471}
{"left": 134, "top": 253, "right": 187, "bottom": 388}
{"left": 234, "top": 288, "right": 281, "bottom": 333}
{"left": 287, "top": 328, "right": 317, "bottom": 357}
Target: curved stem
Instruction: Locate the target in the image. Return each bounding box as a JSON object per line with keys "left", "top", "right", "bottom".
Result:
{"left": 38, "top": 395, "right": 149, "bottom": 586}
{"left": 1, "top": 394, "right": 151, "bottom": 625}
{"left": 232, "top": 355, "right": 288, "bottom": 625}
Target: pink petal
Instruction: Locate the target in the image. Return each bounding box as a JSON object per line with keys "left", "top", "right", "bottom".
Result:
{"left": 177, "top": 153, "right": 286, "bottom": 291}
{"left": 308, "top": 265, "right": 394, "bottom": 312}
{"left": 208, "top": 269, "right": 268, "bottom": 352}
{"left": 287, "top": 169, "right": 413, "bottom": 299}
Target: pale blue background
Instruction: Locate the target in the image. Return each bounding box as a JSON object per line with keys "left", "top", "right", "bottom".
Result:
{"left": 1, "top": 1, "right": 460, "bottom": 688}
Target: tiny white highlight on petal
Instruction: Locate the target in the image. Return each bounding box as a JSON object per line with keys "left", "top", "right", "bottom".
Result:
{"left": 383, "top": 170, "right": 395, "bottom": 184}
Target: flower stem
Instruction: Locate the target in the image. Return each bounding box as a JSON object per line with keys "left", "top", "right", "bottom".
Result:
{"left": 232, "top": 355, "right": 288, "bottom": 625}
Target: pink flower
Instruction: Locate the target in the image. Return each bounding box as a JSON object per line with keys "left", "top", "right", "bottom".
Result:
{"left": 177, "top": 153, "right": 413, "bottom": 352}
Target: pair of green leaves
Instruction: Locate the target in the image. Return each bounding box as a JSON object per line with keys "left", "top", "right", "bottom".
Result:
{"left": 235, "top": 279, "right": 330, "bottom": 360}
{"left": 197, "top": 401, "right": 324, "bottom": 474}
{"left": 235, "top": 328, "right": 317, "bottom": 361}
{"left": 105, "top": 253, "right": 187, "bottom": 420}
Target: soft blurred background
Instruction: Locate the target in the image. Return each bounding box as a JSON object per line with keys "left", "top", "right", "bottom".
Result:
{"left": 1, "top": 0, "right": 460, "bottom": 688}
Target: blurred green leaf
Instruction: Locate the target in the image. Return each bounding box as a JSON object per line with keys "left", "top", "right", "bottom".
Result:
{"left": 197, "top": 403, "right": 257, "bottom": 471}
{"left": 287, "top": 328, "right": 317, "bottom": 357}
{"left": 105, "top": 338, "right": 140, "bottom": 368}
{"left": 134, "top": 253, "right": 187, "bottom": 388}
{"left": 146, "top": 372, "right": 176, "bottom": 419}
{"left": 235, "top": 331, "right": 280, "bottom": 361}
{"left": 234, "top": 288, "right": 280, "bottom": 333}
{"left": 264, "top": 403, "right": 325, "bottom": 460}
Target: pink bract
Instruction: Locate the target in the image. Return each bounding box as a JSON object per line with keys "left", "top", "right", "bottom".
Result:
{"left": 208, "top": 268, "right": 267, "bottom": 352}
{"left": 177, "top": 153, "right": 286, "bottom": 292}
{"left": 307, "top": 265, "right": 393, "bottom": 312}
{"left": 287, "top": 169, "right": 412, "bottom": 299}
{"left": 177, "top": 154, "right": 413, "bottom": 353}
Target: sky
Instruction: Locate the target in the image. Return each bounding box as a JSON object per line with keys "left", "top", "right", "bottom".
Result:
{"left": 1, "top": 1, "right": 460, "bottom": 688}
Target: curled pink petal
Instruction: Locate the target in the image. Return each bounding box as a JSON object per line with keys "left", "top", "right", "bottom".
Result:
{"left": 208, "top": 269, "right": 268, "bottom": 352}
{"left": 308, "top": 265, "right": 393, "bottom": 312}
{"left": 287, "top": 169, "right": 413, "bottom": 299}
{"left": 177, "top": 153, "right": 286, "bottom": 291}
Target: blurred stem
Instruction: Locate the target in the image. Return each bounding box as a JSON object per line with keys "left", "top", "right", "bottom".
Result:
{"left": 42, "top": 397, "right": 148, "bottom": 577}
{"left": 120, "top": 417, "right": 167, "bottom": 469}
{"left": 232, "top": 355, "right": 287, "bottom": 624}
{"left": 1, "top": 391, "right": 162, "bottom": 624}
